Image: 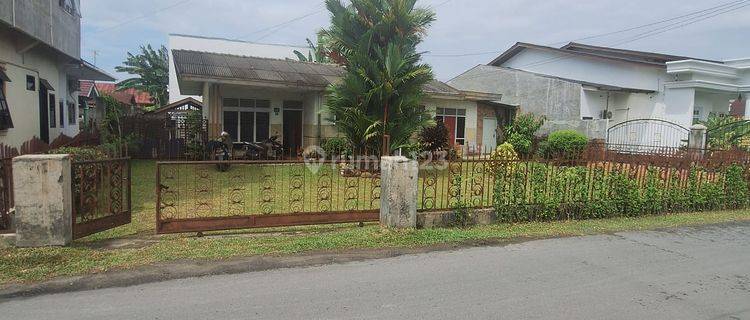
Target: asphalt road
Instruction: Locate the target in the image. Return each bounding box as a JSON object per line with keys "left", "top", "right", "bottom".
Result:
{"left": 3, "top": 222, "right": 750, "bottom": 320}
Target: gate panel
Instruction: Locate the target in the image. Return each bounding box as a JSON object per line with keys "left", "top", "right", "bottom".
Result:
{"left": 156, "top": 160, "right": 381, "bottom": 234}
{"left": 607, "top": 119, "right": 689, "bottom": 148}
{"left": 72, "top": 158, "right": 132, "bottom": 239}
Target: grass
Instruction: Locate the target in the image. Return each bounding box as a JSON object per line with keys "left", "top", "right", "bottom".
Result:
{"left": 1, "top": 160, "right": 749, "bottom": 285}
{"left": 1, "top": 209, "right": 749, "bottom": 284}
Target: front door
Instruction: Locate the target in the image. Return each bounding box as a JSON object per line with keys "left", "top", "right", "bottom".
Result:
{"left": 482, "top": 117, "right": 498, "bottom": 153}
{"left": 283, "top": 110, "right": 303, "bottom": 153}
{"left": 443, "top": 116, "right": 457, "bottom": 145}
{"left": 38, "top": 86, "right": 49, "bottom": 143}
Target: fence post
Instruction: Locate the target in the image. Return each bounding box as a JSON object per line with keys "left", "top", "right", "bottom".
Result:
{"left": 689, "top": 124, "right": 708, "bottom": 150}
{"left": 13, "top": 154, "right": 73, "bottom": 247}
{"left": 380, "top": 156, "right": 419, "bottom": 228}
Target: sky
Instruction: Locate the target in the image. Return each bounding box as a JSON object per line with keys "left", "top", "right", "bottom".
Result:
{"left": 81, "top": 0, "right": 750, "bottom": 82}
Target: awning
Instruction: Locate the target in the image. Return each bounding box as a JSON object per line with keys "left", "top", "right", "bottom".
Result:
{"left": 66, "top": 60, "right": 116, "bottom": 82}
{"left": 39, "top": 78, "right": 55, "bottom": 91}
{"left": 0, "top": 69, "right": 10, "bottom": 82}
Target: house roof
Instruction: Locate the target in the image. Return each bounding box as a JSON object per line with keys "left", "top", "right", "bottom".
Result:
{"left": 93, "top": 83, "right": 154, "bottom": 106}
{"left": 172, "top": 49, "right": 344, "bottom": 88}
{"left": 172, "top": 49, "right": 478, "bottom": 100}
{"left": 78, "top": 80, "right": 97, "bottom": 98}
{"left": 489, "top": 42, "right": 722, "bottom": 68}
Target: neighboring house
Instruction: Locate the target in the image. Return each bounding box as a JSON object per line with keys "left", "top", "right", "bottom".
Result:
{"left": 78, "top": 81, "right": 155, "bottom": 126}
{"left": 169, "top": 35, "right": 508, "bottom": 153}
{"left": 450, "top": 42, "right": 750, "bottom": 146}
{"left": 0, "top": 0, "right": 114, "bottom": 149}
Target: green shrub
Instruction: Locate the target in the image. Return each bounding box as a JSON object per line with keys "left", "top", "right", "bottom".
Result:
{"left": 489, "top": 143, "right": 518, "bottom": 175}
{"left": 322, "top": 137, "right": 352, "bottom": 157}
{"left": 505, "top": 113, "right": 545, "bottom": 156}
{"left": 538, "top": 130, "right": 588, "bottom": 159}
{"left": 49, "top": 147, "right": 108, "bottom": 161}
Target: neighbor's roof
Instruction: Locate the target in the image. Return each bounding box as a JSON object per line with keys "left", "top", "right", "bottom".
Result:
{"left": 172, "top": 49, "right": 473, "bottom": 98}
{"left": 94, "top": 83, "right": 154, "bottom": 106}
{"left": 148, "top": 97, "right": 204, "bottom": 115}
{"left": 172, "top": 49, "right": 344, "bottom": 88}
{"left": 489, "top": 42, "right": 722, "bottom": 67}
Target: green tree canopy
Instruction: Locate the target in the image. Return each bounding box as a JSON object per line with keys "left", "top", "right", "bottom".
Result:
{"left": 322, "top": 0, "right": 435, "bottom": 155}
{"left": 115, "top": 44, "right": 169, "bottom": 107}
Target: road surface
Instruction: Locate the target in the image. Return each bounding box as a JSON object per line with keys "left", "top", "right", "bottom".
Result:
{"left": 3, "top": 222, "right": 750, "bottom": 319}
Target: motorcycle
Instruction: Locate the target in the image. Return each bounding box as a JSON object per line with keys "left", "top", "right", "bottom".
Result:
{"left": 207, "top": 139, "right": 231, "bottom": 172}
{"left": 240, "top": 136, "right": 284, "bottom": 160}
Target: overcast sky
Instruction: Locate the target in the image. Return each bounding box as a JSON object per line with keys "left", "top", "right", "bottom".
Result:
{"left": 81, "top": 0, "right": 750, "bottom": 82}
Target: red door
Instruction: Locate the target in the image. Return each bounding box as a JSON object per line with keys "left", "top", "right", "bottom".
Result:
{"left": 443, "top": 116, "right": 457, "bottom": 145}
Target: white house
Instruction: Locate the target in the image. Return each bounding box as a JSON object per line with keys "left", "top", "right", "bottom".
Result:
{"left": 168, "top": 34, "right": 508, "bottom": 153}
{"left": 449, "top": 42, "right": 749, "bottom": 147}
{"left": 0, "top": 0, "right": 114, "bottom": 150}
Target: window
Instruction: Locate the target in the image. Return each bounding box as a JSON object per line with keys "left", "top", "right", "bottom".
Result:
{"left": 49, "top": 94, "right": 56, "bottom": 128}
{"left": 59, "top": 0, "right": 79, "bottom": 16}
{"left": 59, "top": 101, "right": 65, "bottom": 128}
{"left": 67, "top": 101, "right": 76, "bottom": 125}
{"left": 222, "top": 98, "right": 271, "bottom": 142}
{"left": 0, "top": 79, "right": 13, "bottom": 130}
{"left": 435, "top": 108, "right": 467, "bottom": 145}
{"left": 26, "top": 75, "right": 35, "bottom": 91}
{"left": 692, "top": 108, "right": 701, "bottom": 124}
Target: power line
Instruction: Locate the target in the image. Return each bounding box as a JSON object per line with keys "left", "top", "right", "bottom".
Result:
{"left": 234, "top": 4, "right": 326, "bottom": 42}
{"left": 89, "top": 0, "right": 193, "bottom": 34}
{"left": 424, "top": 0, "right": 747, "bottom": 58}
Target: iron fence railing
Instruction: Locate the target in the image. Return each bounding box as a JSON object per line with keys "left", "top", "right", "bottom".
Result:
{"left": 71, "top": 158, "right": 132, "bottom": 239}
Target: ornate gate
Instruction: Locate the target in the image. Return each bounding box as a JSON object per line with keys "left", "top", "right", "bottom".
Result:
{"left": 607, "top": 119, "right": 690, "bottom": 148}
{"left": 156, "top": 159, "right": 381, "bottom": 234}
{"left": 71, "top": 158, "right": 132, "bottom": 239}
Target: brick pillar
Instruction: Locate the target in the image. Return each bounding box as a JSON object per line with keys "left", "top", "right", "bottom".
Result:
{"left": 13, "top": 155, "right": 73, "bottom": 247}
{"left": 379, "top": 156, "right": 419, "bottom": 228}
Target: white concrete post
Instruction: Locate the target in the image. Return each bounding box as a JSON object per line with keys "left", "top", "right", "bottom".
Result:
{"left": 688, "top": 124, "right": 708, "bottom": 150}
{"left": 379, "top": 156, "right": 419, "bottom": 229}
{"left": 13, "top": 155, "right": 73, "bottom": 247}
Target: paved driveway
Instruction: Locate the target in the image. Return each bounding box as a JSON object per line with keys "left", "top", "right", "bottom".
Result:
{"left": 3, "top": 222, "right": 750, "bottom": 319}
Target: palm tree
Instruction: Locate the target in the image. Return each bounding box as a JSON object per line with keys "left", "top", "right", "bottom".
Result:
{"left": 115, "top": 44, "right": 169, "bottom": 106}
{"left": 293, "top": 33, "right": 332, "bottom": 63}
{"left": 322, "top": 0, "right": 435, "bottom": 156}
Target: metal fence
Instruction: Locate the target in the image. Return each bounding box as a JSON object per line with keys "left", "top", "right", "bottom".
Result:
{"left": 156, "top": 159, "right": 381, "bottom": 234}
{"left": 71, "top": 158, "right": 132, "bottom": 239}
{"left": 418, "top": 142, "right": 750, "bottom": 220}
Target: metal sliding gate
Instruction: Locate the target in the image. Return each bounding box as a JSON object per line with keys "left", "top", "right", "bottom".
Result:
{"left": 156, "top": 160, "right": 381, "bottom": 234}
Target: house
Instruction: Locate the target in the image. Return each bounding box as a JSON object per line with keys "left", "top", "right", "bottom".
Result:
{"left": 449, "top": 42, "right": 750, "bottom": 146}
{"left": 169, "top": 34, "right": 509, "bottom": 153}
{"left": 0, "top": 0, "right": 114, "bottom": 149}
{"left": 78, "top": 81, "right": 155, "bottom": 127}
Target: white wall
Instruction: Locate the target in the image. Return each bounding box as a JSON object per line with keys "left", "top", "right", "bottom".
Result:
{"left": 0, "top": 28, "right": 80, "bottom": 148}
{"left": 168, "top": 34, "right": 307, "bottom": 103}
{"left": 502, "top": 48, "right": 671, "bottom": 92}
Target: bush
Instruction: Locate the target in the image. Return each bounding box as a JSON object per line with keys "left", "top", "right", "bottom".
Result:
{"left": 418, "top": 122, "right": 450, "bottom": 153}
{"left": 322, "top": 137, "right": 353, "bottom": 158}
{"left": 489, "top": 143, "right": 519, "bottom": 175}
{"left": 538, "top": 130, "right": 588, "bottom": 159}
{"left": 505, "top": 113, "right": 545, "bottom": 156}
{"left": 49, "top": 147, "right": 108, "bottom": 161}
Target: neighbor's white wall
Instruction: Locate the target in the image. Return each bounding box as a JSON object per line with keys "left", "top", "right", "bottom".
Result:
{"left": 168, "top": 34, "right": 308, "bottom": 103}
{"left": 0, "top": 29, "right": 79, "bottom": 148}
{"left": 501, "top": 48, "right": 671, "bottom": 92}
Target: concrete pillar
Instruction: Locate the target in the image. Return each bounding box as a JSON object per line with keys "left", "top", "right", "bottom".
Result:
{"left": 744, "top": 97, "right": 750, "bottom": 120}
{"left": 379, "top": 156, "right": 419, "bottom": 228}
{"left": 688, "top": 124, "right": 708, "bottom": 150}
{"left": 13, "top": 155, "right": 73, "bottom": 247}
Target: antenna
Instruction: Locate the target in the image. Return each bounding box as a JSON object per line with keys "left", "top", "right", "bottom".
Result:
{"left": 91, "top": 50, "right": 99, "bottom": 66}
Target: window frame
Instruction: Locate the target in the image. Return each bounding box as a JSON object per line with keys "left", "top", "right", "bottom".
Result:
{"left": 49, "top": 93, "right": 56, "bottom": 128}
{"left": 222, "top": 98, "right": 272, "bottom": 142}
{"left": 67, "top": 101, "right": 76, "bottom": 125}
{"left": 59, "top": 101, "right": 65, "bottom": 128}
{"left": 0, "top": 79, "right": 13, "bottom": 130}
{"left": 436, "top": 108, "right": 467, "bottom": 145}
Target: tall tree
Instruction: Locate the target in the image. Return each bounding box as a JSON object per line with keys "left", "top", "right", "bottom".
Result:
{"left": 115, "top": 44, "right": 169, "bottom": 106}
{"left": 322, "top": 0, "right": 435, "bottom": 155}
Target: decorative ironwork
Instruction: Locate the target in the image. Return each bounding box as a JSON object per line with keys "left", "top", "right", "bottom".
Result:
{"left": 155, "top": 159, "right": 380, "bottom": 234}
{"left": 71, "top": 158, "right": 132, "bottom": 239}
